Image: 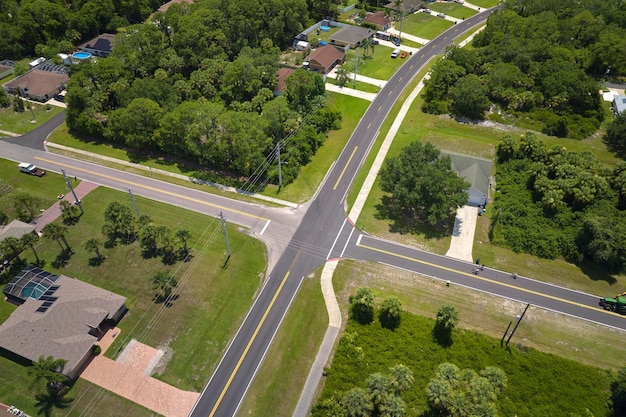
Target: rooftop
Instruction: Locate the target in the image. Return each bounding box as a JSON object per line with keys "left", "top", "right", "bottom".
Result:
{"left": 77, "top": 33, "right": 116, "bottom": 54}
{"left": 0, "top": 220, "right": 36, "bottom": 244}
{"left": 4, "top": 70, "right": 69, "bottom": 98}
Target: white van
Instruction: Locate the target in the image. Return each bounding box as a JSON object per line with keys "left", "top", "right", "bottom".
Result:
{"left": 391, "top": 49, "right": 401, "bottom": 58}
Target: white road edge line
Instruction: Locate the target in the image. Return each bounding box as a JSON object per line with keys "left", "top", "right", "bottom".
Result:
{"left": 259, "top": 220, "right": 271, "bottom": 236}
{"left": 326, "top": 218, "right": 347, "bottom": 260}
{"left": 340, "top": 226, "right": 355, "bottom": 258}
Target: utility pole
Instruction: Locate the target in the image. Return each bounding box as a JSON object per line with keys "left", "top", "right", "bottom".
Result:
{"left": 506, "top": 304, "right": 530, "bottom": 346}
{"left": 219, "top": 211, "right": 231, "bottom": 261}
{"left": 61, "top": 169, "right": 83, "bottom": 215}
{"left": 353, "top": 48, "right": 359, "bottom": 89}
{"left": 277, "top": 141, "right": 283, "bottom": 188}
{"left": 128, "top": 189, "right": 140, "bottom": 217}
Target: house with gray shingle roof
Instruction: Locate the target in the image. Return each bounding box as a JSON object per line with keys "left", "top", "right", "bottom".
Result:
{"left": 441, "top": 151, "right": 492, "bottom": 207}
{"left": 613, "top": 95, "right": 626, "bottom": 115}
{"left": 330, "top": 26, "right": 375, "bottom": 48}
{"left": 0, "top": 267, "right": 127, "bottom": 379}
{"left": 0, "top": 220, "right": 36, "bottom": 243}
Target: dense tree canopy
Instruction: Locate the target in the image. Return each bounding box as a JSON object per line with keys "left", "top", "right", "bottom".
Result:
{"left": 421, "top": 0, "right": 626, "bottom": 137}
{"left": 379, "top": 141, "right": 469, "bottom": 227}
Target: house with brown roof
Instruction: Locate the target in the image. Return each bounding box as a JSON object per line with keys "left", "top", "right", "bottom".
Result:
{"left": 330, "top": 26, "right": 375, "bottom": 48}
{"left": 77, "top": 33, "right": 116, "bottom": 57}
{"left": 363, "top": 11, "right": 391, "bottom": 31}
{"left": 275, "top": 67, "right": 296, "bottom": 95}
{"left": 0, "top": 267, "right": 127, "bottom": 379}
{"left": 303, "top": 45, "right": 346, "bottom": 74}
{"left": 385, "top": 0, "right": 423, "bottom": 14}
{"left": 0, "top": 64, "right": 13, "bottom": 79}
{"left": 4, "top": 70, "right": 69, "bottom": 102}
{"left": 158, "top": 0, "right": 193, "bottom": 12}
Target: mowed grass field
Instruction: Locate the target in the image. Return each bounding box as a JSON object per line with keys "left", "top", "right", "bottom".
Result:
{"left": 0, "top": 166, "right": 267, "bottom": 416}
{"left": 0, "top": 103, "right": 63, "bottom": 134}
{"left": 402, "top": 12, "right": 454, "bottom": 40}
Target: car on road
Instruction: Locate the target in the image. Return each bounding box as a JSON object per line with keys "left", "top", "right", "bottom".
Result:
{"left": 18, "top": 163, "right": 45, "bottom": 177}
{"left": 391, "top": 37, "right": 401, "bottom": 46}
{"left": 400, "top": 51, "right": 408, "bottom": 58}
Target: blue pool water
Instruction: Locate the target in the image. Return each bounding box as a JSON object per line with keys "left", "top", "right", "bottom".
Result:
{"left": 320, "top": 25, "right": 330, "bottom": 31}
{"left": 73, "top": 52, "right": 91, "bottom": 59}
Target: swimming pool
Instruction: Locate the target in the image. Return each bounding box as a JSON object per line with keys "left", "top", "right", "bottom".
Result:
{"left": 72, "top": 52, "right": 92, "bottom": 60}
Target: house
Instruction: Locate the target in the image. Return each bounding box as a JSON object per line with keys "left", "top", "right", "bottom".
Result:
{"left": 0, "top": 266, "right": 127, "bottom": 379}
{"left": 385, "top": 0, "right": 423, "bottom": 14}
{"left": 613, "top": 95, "right": 626, "bottom": 115}
{"left": 303, "top": 45, "right": 346, "bottom": 74}
{"left": 158, "top": 0, "right": 193, "bottom": 12}
{"left": 4, "top": 70, "right": 69, "bottom": 102}
{"left": 275, "top": 68, "right": 295, "bottom": 95}
{"left": 77, "top": 33, "right": 116, "bottom": 57}
{"left": 441, "top": 151, "right": 493, "bottom": 207}
{"left": 0, "top": 64, "right": 12, "bottom": 79}
{"left": 330, "top": 26, "right": 375, "bottom": 48}
{"left": 363, "top": 11, "right": 391, "bottom": 31}
{"left": 0, "top": 220, "right": 36, "bottom": 244}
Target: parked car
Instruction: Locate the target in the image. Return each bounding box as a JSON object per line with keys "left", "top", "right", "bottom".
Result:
{"left": 371, "top": 39, "right": 379, "bottom": 45}
{"left": 391, "top": 37, "right": 401, "bottom": 46}
{"left": 400, "top": 51, "right": 408, "bottom": 59}
{"left": 390, "top": 48, "right": 401, "bottom": 58}
{"left": 437, "top": 13, "right": 446, "bottom": 18}
{"left": 422, "top": 8, "right": 431, "bottom": 13}
{"left": 18, "top": 163, "right": 45, "bottom": 177}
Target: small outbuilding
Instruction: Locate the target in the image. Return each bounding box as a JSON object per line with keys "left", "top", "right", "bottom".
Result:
{"left": 294, "top": 40, "right": 311, "bottom": 51}
{"left": 275, "top": 67, "right": 296, "bottom": 95}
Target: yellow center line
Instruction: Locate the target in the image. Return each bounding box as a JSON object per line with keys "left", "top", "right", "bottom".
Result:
{"left": 333, "top": 146, "right": 358, "bottom": 191}
{"left": 358, "top": 242, "right": 626, "bottom": 319}
{"left": 35, "top": 157, "right": 268, "bottom": 221}
{"left": 208, "top": 250, "right": 301, "bottom": 417}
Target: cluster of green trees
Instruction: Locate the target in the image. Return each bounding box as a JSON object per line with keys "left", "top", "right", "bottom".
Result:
{"left": 422, "top": 0, "right": 626, "bottom": 138}
{"left": 349, "top": 287, "right": 403, "bottom": 330}
{"left": 492, "top": 132, "right": 626, "bottom": 271}
{"left": 66, "top": 0, "right": 342, "bottom": 183}
{"left": 0, "top": 0, "right": 163, "bottom": 59}
{"left": 378, "top": 141, "right": 469, "bottom": 231}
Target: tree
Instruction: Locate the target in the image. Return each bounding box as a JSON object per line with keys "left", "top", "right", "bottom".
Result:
{"left": 379, "top": 141, "right": 470, "bottom": 227}
{"left": 176, "top": 229, "right": 191, "bottom": 257}
{"left": 379, "top": 394, "right": 406, "bottom": 417}
{"left": 389, "top": 364, "right": 414, "bottom": 394}
{"left": 609, "top": 367, "right": 626, "bottom": 416}
{"left": 0, "top": 236, "right": 24, "bottom": 262}
{"left": 436, "top": 304, "right": 459, "bottom": 331}
{"left": 284, "top": 69, "right": 325, "bottom": 112}
{"left": 12, "top": 191, "right": 41, "bottom": 222}
{"left": 393, "top": 0, "right": 404, "bottom": 40}
{"left": 343, "top": 387, "right": 373, "bottom": 417}
{"left": 350, "top": 287, "right": 375, "bottom": 324}
{"left": 59, "top": 200, "right": 80, "bottom": 225}
{"left": 379, "top": 296, "right": 402, "bottom": 329}
{"left": 367, "top": 372, "right": 392, "bottom": 409}
{"left": 42, "top": 223, "right": 71, "bottom": 252}
{"left": 426, "top": 363, "right": 506, "bottom": 417}
{"left": 28, "top": 356, "right": 68, "bottom": 390}
{"left": 449, "top": 74, "right": 491, "bottom": 120}
{"left": 21, "top": 232, "right": 40, "bottom": 264}
{"left": 84, "top": 238, "right": 104, "bottom": 261}
{"left": 336, "top": 66, "right": 350, "bottom": 87}
{"left": 603, "top": 112, "right": 626, "bottom": 159}
{"left": 0, "top": 88, "right": 10, "bottom": 108}
{"left": 102, "top": 202, "right": 136, "bottom": 244}
{"left": 13, "top": 94, "right": 25, "bottom": 112}
{"left": 152, "top": 270, "right": 178, "bottom": 301}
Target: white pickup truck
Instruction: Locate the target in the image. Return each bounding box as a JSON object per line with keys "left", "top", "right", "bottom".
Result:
{"left": 18, "top": 162, "right": 45, "bottom": 177}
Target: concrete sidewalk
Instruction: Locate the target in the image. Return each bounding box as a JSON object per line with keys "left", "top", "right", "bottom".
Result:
{"left": 33, "top": 180, "right": 99, "bottom": 234}
{"left": 387, "top": 26, "right": 431, "bottom": 46}
{"left": 326, "top": 66, "right": 387, "bottom": 89}
{"left": 325, "top": 83, "right": 377, "bottom": 101}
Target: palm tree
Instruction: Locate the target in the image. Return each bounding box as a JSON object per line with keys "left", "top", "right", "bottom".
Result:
{"left": 28, "top": 355, "right": 68, "bottom": 390}
{"left": 0, "top": 236, "right": 25, "bottom": 262}
{"left": 436, "top": 304, "right": 459, "bottom": 330}
{"left": 176, "top": 229, "right": 191, "bottom": 255}
{"left": 389, "top": 364, "right": 414, "bottom": 394}
{"left": 152, "top": 270, "right": 178, "bottom": 301}
{"left": 336, "top": 66, "right": 350, "bottom": 87}
{"left": 343, "top": 387, "right": 373, "bottom": 417}
{"left": 42, "top": 223, "right": 71, "bottom": 252}
{"left": 367, "top": 372, "right": 392, "bottom": 408}
{"left": 350, "top": 287, "right": 375, "bottom": 324}
{"left": 21, "top": 232, "right": 40, "bottom": 264}
{"left": 84, "top": 238, "right": 103, "bottom": 260}
{"left": 362, "top": 37, "right": 373, "bottom": 57}
{"left": 379, "top": 394, "right": 406, "bottom": 417}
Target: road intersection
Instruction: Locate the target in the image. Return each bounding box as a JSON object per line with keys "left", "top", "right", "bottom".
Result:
{"left": 1, "top": 7, "right": 625, "bottom": 417}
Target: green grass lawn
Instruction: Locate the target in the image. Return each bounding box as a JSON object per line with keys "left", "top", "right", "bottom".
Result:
{"left": 427, "top": 2, "right": 478, "bottom": 19}
{"left": 0, "top": 166, "right": 267, "bottom": 414}
{"left": 0, "top": 159, "right": 67, "bottom": 220}
{"left": 313, "top": 261, "right": 614, "bottom": 417}
{"left": 402, "top": 12, "right": 454, "bottom": 40}
{"left": 344, "top": 45, "right": 406, "bottom": 80}
{"left": 467, "top": 0, "right": 501, "bottom": 8}
{"left": 0, "top": 103, "right": 63, "bottom": 134}
{"left": 332, "top": 77, "right": 381, "bottom": 92}
{"left": 261, "top": 93, "right": 371, "bottom": 202}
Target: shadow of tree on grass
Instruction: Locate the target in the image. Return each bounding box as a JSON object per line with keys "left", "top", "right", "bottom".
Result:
{"left": 375, "top": 196, "right": 455, "bottom": 240}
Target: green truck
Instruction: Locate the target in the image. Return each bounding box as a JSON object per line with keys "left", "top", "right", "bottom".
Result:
{"left": 599, "top": 292, "right": 626, "bottom": 314}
